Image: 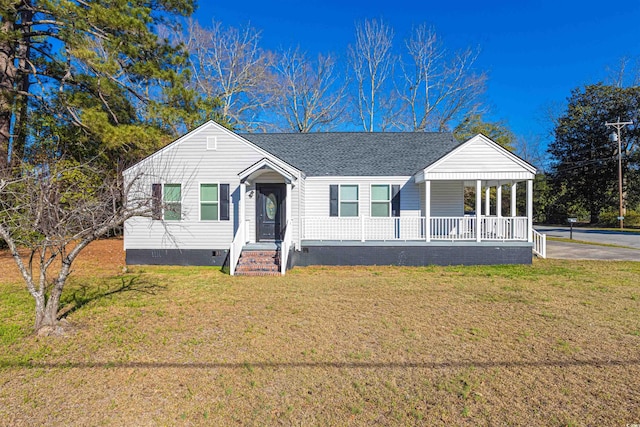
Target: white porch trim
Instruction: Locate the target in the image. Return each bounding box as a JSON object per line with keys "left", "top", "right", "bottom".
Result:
{"left": 301, "top": 216, "right": 529, "bottom": 242}
{"left": 425, "top": 180, "right": 431, "bottom": 242}
{"left": 239, "top": 157, "right": 298, "bottom": 185}
{"left": 476, "top": 180, "right": 482, "bottom": 243}
{"left": 511, "top": 182, "right": 517, "bottom": 216}
{"left": 527, "top": 179, "right": 533, "bottom": 242}
{"left": 484, "top": 186, "right": 491, "bottom": 216}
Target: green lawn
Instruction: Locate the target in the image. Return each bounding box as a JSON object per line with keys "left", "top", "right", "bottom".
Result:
{"left": 1, "top": 251, "right": 639, "bottom": 425}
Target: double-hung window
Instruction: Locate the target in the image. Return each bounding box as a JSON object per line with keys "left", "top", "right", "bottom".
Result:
{"left": 329, "top": 184, "right": 359, "bottom": 217}
{"left": 200, "top": 184, "right": 219, "bottom": 221}
{"left": 371, "top": 184, "right": 391, "bottom": 217}
{"left": 340, "top": 185, "right": 359, "bottom": 217}
{"left": 163, "top": 184, "right": 182, "bottom": 220}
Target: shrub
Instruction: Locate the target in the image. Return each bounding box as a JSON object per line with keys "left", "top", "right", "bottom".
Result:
{"left": 598, "top": 210, "right": 640, "bottom": 227}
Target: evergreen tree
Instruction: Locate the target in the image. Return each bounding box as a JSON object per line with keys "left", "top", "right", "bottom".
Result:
{"left": 548, "top": 84, "right": 640, "bottom": 223}
{"left": 453, "top": 113, "right": 515, "bottom": 151}
{"left": 0, "top": 0, "right": 221, "bottom": 172}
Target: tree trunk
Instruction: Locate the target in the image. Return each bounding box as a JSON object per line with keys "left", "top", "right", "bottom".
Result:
{"left": 10, "top": 4, "right": 32, "bottom": 168}
{"left": 34, "top": 287, "right": 63, "bottom": 333}
{"left": 0, "top": 16, "right": 17, "bottom": 172}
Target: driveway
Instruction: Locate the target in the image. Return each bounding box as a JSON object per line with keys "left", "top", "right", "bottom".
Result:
{"left": 534, "top": 225, "right": 640, "bottom": 261}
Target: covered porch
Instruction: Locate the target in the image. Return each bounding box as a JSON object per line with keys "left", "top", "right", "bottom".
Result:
{"left": 301, "top": 175, "right": 534, "bottom": 242}
{"left": 301, "top": 179, "right": 532, "bottom": 242}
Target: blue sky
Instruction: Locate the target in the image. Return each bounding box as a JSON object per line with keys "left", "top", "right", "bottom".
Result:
{"left": 195, "top": 0, "right": 640, "bottom": 142}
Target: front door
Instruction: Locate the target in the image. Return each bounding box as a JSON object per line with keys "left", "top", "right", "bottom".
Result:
{"left": 256, "top": 184, "right": 285, "bottom": 241}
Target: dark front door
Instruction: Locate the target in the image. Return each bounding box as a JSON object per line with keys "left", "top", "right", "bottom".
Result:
{"left": 256, "top": 184, "right": 285, "bottom": 241}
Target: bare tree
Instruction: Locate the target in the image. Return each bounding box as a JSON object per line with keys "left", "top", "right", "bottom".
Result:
{"left": 397, "top": 24, "right": 486, "bottom": 132}
{"left": 606, "top": 56, "right": 640, "bottom": 88}
{"left": 348, "top": 19, "right": 395, "bottom": 132}
{"left": 268, "top": 48, "right": 346, "bottom": 132}
{"left": 514, "top": 134, "right": 550, "bottom": 170}
{"left": 0, "top": 157, "right": 151, "bottom": 335}
{"left": 179, "top": 19, "right": 272, "bottom": 130}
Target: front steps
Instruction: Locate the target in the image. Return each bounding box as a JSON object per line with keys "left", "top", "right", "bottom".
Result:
{"left": 234, "top": 250, "right": 281, "bottom": 276}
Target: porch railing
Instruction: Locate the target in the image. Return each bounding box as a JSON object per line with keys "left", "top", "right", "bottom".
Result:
{"left": 280, "top": 219, "right": 292, "bottom": 275}
{"left": 301, "top": 216, "right": 529, "bottom": 242}
{"left": 229, "top": 220, "right": 245, "bottom": 276}
{"left": 479, "top": 217, "right": 528, "bottom": 240}
{"left": 532, "top": 229, "right": 547, "bottom": 258}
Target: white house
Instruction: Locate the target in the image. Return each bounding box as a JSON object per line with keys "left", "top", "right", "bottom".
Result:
{"left": 123, "top": 121, "right": 544, "bottom": 275}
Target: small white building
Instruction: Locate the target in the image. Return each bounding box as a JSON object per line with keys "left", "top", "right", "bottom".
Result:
{"left": 124, "top": 121, "right": 543, "bottom": 275}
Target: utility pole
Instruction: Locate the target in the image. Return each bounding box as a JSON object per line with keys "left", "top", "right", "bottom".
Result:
{"left": 605, "top": 118, "right": 633, "bottom": 229}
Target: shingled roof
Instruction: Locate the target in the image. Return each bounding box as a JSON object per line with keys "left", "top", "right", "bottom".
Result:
{"left": 241, "top": 132, "right": 460, "bottom": 176}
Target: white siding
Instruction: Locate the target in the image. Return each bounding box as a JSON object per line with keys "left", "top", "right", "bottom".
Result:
{"left": 124, "top": 123, "right": 300, "bottom": 250}
{"left": 430, "top": 181, "right": 464, "bottom": 216}
{"left": 296, "top": 176, "right": 305, "bottom": 247}
{"left": 416, "top": 135, "right": 536, "bottom": 182}
{"left": 419, "top": 181, "right": 465, "bottom": 216}
{"left": 304, "top": 176, "right": 421, "bottom": 217}
{"left": 431, "top": 137, "right": 526, "bottom": 173}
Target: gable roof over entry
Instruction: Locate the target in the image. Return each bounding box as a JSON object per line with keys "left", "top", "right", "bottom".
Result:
{"left": 239, "top": 157, "right": 298, "bottom": 184}
{"left": 242, "top": 132, "right": 458, "bottom": 176}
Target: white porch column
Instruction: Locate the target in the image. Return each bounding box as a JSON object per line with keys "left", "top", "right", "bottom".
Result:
{"left": 239, "top": 182, "right": 246, "bottom": 243}
{"left": 496, "top": 184, "right": 502, "bottom": 217}
{"left": 511, "top": 182, "right": 517, "bottom": 217}
{"left": 476, "top": 180, "right": 482, "bottom": 242}
{"left": 286, "top": 182, "right": 292, "bottom": 232}
{"left": 425, "top": 180, "right": 431, "bottom": 242}
{"left": 484, "top": 186, "right": 491, "bottom": 216}
{"left": 527, "top": 179, "right": 533, "bottom": 242}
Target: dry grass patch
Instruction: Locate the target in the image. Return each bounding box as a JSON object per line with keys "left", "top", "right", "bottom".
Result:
{"left": 1, "top": 239, "right": 639, "bottom": 425}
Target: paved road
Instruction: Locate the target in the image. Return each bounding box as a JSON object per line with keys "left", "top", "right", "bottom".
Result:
{"left": 534, "top": 225, "right": 640, "bottom": 261}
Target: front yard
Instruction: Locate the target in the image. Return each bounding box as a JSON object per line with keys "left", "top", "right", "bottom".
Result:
{"left": 1, "top": 239, "right": 639, "bottom": 425}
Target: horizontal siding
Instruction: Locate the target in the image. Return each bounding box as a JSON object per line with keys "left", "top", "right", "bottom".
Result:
{"left": 430, "top": 181, "right": 464, "bottom": 216}
{"left": 419, "top": 181, "right": 464, "bottom": 216}
{"left": 296, "top": 175, "right": 305, "bottom": 246}
{"left": 431, "top": 138, "right": 529, "bottom": 173}
{"left": 304, "top": 176, "right": 420, "bottom": 217}
{"left": 125, "top": 125, "right": 293, "bottom": 250}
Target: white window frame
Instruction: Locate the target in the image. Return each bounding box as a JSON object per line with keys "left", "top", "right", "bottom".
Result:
{"left": 370, "top": 184, "right": 391, "bottom": 217}
{"left": 163, "top": 183, "right": 182, "bottom": 221}
{"left": 199, "top": 182, "right": 220, "bottom": 221}
{"left": 339, "top": 184, "right": 359, "bottom": 217}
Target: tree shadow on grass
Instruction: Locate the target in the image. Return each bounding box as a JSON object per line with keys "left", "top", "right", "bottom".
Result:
{"left": 57, "top": 275, "right": 166, "bottom": 320}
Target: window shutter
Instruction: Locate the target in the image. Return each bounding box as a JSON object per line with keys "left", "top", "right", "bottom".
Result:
{"left": 329, "top": 185, "right": 338, "bottom": 217}
{"left": 391, "top": 185, "right": 401, "bottom": 217}
{"left": 152, "top": 184, "right": 161, "bottom": 220}
{"left": 220, "top": 184, "right": 230, "bottom": 221}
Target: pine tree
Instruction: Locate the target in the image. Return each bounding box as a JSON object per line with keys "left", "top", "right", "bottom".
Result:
{"left": 0, "top": 0, "right": 220, "bottom": 172}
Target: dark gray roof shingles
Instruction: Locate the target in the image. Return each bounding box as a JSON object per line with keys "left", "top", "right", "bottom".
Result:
{"left": 240, "top": 132, "right": 460, "bottom": 176}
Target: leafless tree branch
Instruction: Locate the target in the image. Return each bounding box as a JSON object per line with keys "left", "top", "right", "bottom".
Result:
{"left": 267, "top": 48, "right": 346, "bottom": 132}
{"left": 347, "top": 19, "right": 395, "bottom": 132}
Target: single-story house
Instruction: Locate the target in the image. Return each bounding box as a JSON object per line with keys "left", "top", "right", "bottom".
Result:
{"left": 123, "top": 120, "right": 545, "bottom": 275}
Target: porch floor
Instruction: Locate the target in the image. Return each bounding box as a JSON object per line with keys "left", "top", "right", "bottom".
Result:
{"left": 300, "top": 240, "right": 533, "bottom": 247}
